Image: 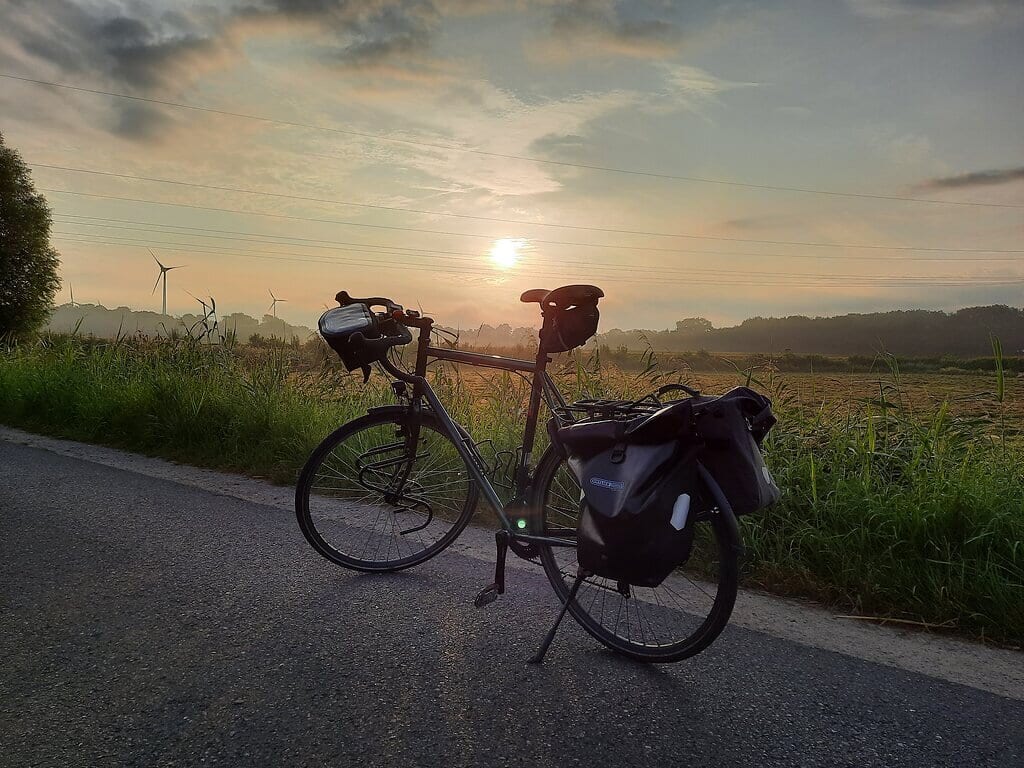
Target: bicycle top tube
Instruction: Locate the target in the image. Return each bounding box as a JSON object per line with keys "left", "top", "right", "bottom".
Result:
{"left": 427, "top": 346, "right": 539, "bottom": 373}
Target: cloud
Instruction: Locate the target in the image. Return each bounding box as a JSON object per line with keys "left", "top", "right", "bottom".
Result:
{"left": 108, "top": 102, "right": 169, "bottom": 141}
{"left": 3, "top": 1, "right": 447, "bottom": 90}
{"left": 530, "top": 0, "right": 686, "bottom": 61}
{"left": 845, "top": 0, "right": 1024, "bottom": 26}
{"left": 238, "top": 0, "right": 442, "bottom": 69}
{"left": 633, "top": 64, "right": 756, "bottom": 120}
{"left": 326, "top": 1, "right": 441, "bottom": 70}
{"left": 8, "top": 2, "right": 223, "bottom": 90}
{"left": 0, "top": 0, "right": 454, "bottom": 139}
{"left": 368, "top": 82, "right": 641, "bottom": 196}
{"left": 528, "top": 132, "right": 587, "bottom": 158}
{"left": 919, "top": 166, "right": 1024, "bottom": 189}
{"left": 662, "top": 64, "right": 755, "bottom": 98}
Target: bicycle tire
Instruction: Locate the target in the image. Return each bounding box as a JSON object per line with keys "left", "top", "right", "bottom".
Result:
{"left": 296, "top": 407, "right": 479, "bottom": 572}
{"left": 531, "top": 444, "right": 741, "bottom": 663}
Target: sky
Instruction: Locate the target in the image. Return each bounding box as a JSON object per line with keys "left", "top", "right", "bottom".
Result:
{"left": 0, "top": 0, "right": 1022, "bottom": 331}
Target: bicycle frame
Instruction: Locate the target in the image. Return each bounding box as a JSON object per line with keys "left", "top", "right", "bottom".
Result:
{"left": 376, "top": 318, "right": 576, "bottom": 550}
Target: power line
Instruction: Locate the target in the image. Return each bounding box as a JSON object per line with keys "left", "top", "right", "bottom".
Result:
{"left": 52, "top": 213, "right": 1024, "bottom": 263}
{"left": 54, "top": 216, "right": 478, "bottom": 258}
{"left": 53, "top": 233, "right": 1024, "bottom": 289}
{"left": 58, "top": 235, "right": 1010, "bottom": 290}
{"left": 52, "top": 221, "right": 1022, "bottom": 283}
{"left": 6, "top": 72, "right": 1021, "bottom": 210}
{"left": 36, "top": 178, "right": 1024, "bottom": 254}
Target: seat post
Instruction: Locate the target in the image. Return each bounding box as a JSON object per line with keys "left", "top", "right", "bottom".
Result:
{"left": 509, "top": 313, "right": 551, "bottom": 496}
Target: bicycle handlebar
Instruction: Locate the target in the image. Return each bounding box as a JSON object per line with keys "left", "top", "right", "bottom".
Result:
{"left": 335, "top": 290, "right": 403, "bottom": 316}
{"left": 349, "top": 322, "right": 413, "bottom": 360}
{"left": 331, "top": 291, "right": 433, "bottom": 383}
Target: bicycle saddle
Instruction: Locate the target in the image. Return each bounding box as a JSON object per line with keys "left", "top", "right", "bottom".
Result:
{"left": 519, "top": 285, "right": 604, "bottom": 308}
{"left": 520, "top": 288, "right": 549, "bottom": 303}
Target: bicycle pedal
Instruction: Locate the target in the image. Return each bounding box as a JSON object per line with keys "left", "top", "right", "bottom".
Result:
{"left": 473, "top": 583, "right": 501, "bottom": 608}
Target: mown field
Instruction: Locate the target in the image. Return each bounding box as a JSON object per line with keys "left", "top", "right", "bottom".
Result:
{"left": 1, "top": 333, "right": 1021, "bottom": 645}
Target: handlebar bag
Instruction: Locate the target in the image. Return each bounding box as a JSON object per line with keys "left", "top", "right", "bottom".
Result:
{"left": 692, "top": 387, "right": 779, "bottom": 516}
{"left": 559, "top": 401, "right": 700, "bottom": 587}
{"left": 541, "top": 303, "right": 599, "bottom": 353}
{"left": 319, "top": 304, "right": 381, "bottom": 371}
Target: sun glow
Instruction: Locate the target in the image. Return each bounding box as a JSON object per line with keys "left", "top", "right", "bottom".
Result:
{"left": 489, "top": 238, "right": 524, "bottom": 270}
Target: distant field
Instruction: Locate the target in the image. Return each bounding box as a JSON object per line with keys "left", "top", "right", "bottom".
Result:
{"left": 1, "top": 333, "right": 1022, "bottom": 644}
{"left": 449, "top": 360, "right": 1023, "bottom": 427}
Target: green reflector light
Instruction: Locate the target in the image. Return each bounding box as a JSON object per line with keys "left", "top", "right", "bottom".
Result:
{"left": 517, "top": 519, "right": 527, "bottom": 529}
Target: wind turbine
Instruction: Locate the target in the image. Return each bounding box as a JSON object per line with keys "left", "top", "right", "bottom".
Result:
{"left": 149, "top": 249, "right": 185, "bottom": 315}
{"left": 68, "top": 283, "right": 80, "bottom": 307}
{"left": 268, "top": 289, "right": 286, "bottom": 318}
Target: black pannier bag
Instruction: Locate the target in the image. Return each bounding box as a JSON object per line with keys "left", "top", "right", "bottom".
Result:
{"left": 691, "top": 387, "right": 780, "bottom": 516}
{"left": 558, "top": 401, "right": 700, "bottom": 587}
{"left": 558, "top": 388, "right": 779, "bottom": 586}
{"left": 319, "top": 304, "right": 380, "bottom": 372}
{"left": 540, "top": 303, "right": 599, "bottom": 353}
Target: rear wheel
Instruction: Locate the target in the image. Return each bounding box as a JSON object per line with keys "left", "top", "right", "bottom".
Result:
{"left": 532, "top": 445, "right": 741, "bottom": 662}
{"left": 296, "top": 408, "right": 478, "bottom": 572}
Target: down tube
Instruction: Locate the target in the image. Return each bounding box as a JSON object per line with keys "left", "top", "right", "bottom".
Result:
{"left": 418, "top": 385, "right": 511, "bottom": 528}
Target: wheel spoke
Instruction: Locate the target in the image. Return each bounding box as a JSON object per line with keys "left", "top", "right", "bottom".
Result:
{"left": 536, "top": 451, "right": 738, "bottom": 661}
{"left": 299, "top": 414, "right": 475, "bottom": 571}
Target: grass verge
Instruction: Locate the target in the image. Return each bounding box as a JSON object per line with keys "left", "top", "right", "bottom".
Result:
{"left": 1, "top": 333, "right": 1021, "bottom": 644}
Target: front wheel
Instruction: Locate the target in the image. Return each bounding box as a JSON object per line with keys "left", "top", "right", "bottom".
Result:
{"left": 532, "top": 445, "right": 742, "bottom": 662}
{"left": 296, "top": 408, "right": 479, "bottom": 572}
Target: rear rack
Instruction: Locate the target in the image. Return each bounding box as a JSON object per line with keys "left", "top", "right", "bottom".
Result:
{"left": 555, "top": 393, "right": 691, "bottom": 423}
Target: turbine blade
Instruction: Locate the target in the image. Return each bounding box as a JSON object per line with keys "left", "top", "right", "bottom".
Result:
{"left": 149, "top": 249, "right": 164, "bottom": 270}
{"left": 151, "top": 273, "right": 162, "bottom": 295}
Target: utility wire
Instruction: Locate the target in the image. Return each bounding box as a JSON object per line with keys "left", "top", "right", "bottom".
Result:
{"left": 37, "top": 181, "right": 1024, "bottom": 254}
{"left": 59, "top": 235, "right": 1013, "bottom": 289}
{"left": 6, "top": 73, "right": 1021, "bottom": 210}
{"left": 52, "top": 221, "right": 1022, "bottom": 283}
{"left": 52, "top": 213, "right": 1024, "bottom": 263}
{"left": 53, "top": 233, "right": 1024, "bottom": 289}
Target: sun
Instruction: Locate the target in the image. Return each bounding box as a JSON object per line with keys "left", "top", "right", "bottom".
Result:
{"left": 489, "top": 238, "right": 524, "bottom": 270}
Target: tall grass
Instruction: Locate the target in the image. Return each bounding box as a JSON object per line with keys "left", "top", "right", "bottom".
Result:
{"left": 0, "top": 333, "right": 1021, "bottom": 643}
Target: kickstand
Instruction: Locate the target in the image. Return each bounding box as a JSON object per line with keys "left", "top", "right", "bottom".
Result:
{"left": 528, "top": 569, "right": 588, "bottom": 664}
{"left": 473, "top": 530, "right": 509, "bottom": 608}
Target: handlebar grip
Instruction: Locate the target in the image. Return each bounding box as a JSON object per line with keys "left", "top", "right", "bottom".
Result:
{"left": 336, "top": 290, "right": 402, "bottom": 315}
{"left": 349, "top": 323, "right": 413, "bottom": 358}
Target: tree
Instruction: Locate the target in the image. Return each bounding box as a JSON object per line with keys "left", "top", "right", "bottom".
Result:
{"left": 0, "top": 133, "right": 61, "bottom": 338}
{"left": 675, "top": 317, "right": 714, "bottom": 333}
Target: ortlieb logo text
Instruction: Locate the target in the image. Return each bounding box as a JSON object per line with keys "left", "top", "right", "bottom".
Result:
{"left": 590, "top": 477, "right": 624, "bottom": 490}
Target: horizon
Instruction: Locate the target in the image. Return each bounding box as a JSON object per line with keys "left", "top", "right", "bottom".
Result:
{"left": 47, "top": 296, "right": 1024, "bottom": 335}
{"left": 2, "top": 1, "right": 1022, "bottom": 329}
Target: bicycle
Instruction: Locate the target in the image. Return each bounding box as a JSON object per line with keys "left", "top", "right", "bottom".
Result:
{"left": 295, "top": 286, "right": 742, "bottom": 663}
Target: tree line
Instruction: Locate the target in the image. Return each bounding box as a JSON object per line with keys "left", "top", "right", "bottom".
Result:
{"left": 599, "top": 307, "right": 1024, "bottom": 357}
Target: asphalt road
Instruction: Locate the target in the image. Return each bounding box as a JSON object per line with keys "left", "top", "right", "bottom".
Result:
{"left": 1, "top": 440, "right": 1021, "bottom": 767}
